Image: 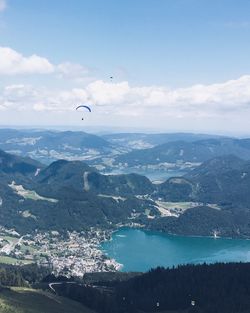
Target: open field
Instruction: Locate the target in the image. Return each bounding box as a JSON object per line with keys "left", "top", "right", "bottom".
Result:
{"left": 0, "top": 256, "right": 33, "bottom": 265}
{"left": 9, "top": 182, "right": 58, "bottom": 203}
{"left": 160, "top": 202, "right": 201, "bottom": 209}
{"left": 155, "top": 201, "right": 201, "bottom": 217}
{"left": 0, "top": 287, "right": 95, "bottom": 313}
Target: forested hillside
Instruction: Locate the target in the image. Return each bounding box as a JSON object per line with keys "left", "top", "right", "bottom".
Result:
{"left": 53, "top": 263, "right": 250, "bottom": 313}
{"left": 1, "top": 148, "right": 250, "bottom": 237}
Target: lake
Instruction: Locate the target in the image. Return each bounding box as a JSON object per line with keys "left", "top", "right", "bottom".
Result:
{"left": 101, "top": 228, "right": 250, "bottom": 272}
{"left": 106, "top": 168, "right": 186, "bottom": 182}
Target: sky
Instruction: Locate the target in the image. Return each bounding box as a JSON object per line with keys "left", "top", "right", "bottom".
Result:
{"left": 1, "top": 0, "right": 250, "bottom": 134}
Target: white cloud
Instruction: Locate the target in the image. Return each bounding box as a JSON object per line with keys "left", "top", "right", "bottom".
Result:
{"left": 1, "top": 84, "right": 89, "bottom": 113}
{"left": 86, "top": 80, "right": 130, "bottom": 106}
{"left": 0, "top": 46, "right": 93, "bottom": 81}
{"left": 2, "top": 75, "right": 250, "bottom": 119}
{"left": 83, "top": 76, "right": 250, "bottom": 119}
{"left": 1, "top": 49, "right": 250, "bottom": 132}
{"left": 0, "top": 47, "right": 54, "bottom": 75}
{"left": 0, "top": 43, "right": 249, "bottom": 131}
{"left": 0, "top": 0, "right": 6, "bottom": 12}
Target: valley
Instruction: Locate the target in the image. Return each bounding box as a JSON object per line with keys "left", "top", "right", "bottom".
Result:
{"left": 2, "top": 2, "right": 249, "bottom": 311}
{"left": 1, "top": 129, "right": 250, "bottom": 276}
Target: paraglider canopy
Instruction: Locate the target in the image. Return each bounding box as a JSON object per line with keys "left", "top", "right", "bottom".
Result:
{"left": 76, "top": 105, "right": 91, "bottom": 112}
{"left": 76, "top": 105, "right": 91, "bottom": 121}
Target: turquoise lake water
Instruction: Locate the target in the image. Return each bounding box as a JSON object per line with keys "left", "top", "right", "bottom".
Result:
{"left": 101, "top": 228, "right": 250, "bottom": 272}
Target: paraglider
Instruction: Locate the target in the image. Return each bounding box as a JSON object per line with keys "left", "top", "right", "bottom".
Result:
{"left": 76, "top": 105, "right": 91, "bottom": 120}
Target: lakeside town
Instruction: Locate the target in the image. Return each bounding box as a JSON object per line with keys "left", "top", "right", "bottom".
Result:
{"left": 0, "top": 226, "right": 122, "bottom": 277}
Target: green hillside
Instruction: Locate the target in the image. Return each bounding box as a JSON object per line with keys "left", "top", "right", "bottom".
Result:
{"left": 0, "top": 287, "right": 95, "bottom": 313}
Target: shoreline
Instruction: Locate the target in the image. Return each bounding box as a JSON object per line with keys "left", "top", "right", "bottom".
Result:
{"left": 109, "top": 223, "right": 250, "bottom": 241}
{"left": 2, "top": 224, "right": 250, "bottom": 277}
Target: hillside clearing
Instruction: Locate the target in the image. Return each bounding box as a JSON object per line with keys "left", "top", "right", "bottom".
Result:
{"left": 0, "top": 287, "right": 95, "bottom": 313}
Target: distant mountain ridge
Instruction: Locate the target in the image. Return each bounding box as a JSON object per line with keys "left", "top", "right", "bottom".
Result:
{"left": 0, "top": 129, "right": 118, "bottom": 164}
{"left": 0, "top": 129, "right": 231, "bottom": 167}
{"left": 102, "top": 132, "right": 226, "bottom": 148}
{"left": 115, "top": 138, "right": 250, "bottom": 166}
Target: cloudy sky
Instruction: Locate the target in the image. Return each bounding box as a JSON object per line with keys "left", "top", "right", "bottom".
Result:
{"left": 1, "top": 0, "right": 250, "bottom": 134}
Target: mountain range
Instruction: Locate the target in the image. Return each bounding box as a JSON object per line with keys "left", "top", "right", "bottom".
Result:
{"left": 0, "top": 129, "right": 119, "bottom": 165}
{"left": 1, "top": 145, "right": 250, "bottom": 238}
{"left": 2, "top": 129, "right": 250, "bottom": 184}
{"left": 115, "top": 138, "right": 250, "bottom": 167}
{"left": 102, "top": 132, "right": 224, "bottom": 149}
{"left": 1, "top": 129, "right": 248, "bottom": 172}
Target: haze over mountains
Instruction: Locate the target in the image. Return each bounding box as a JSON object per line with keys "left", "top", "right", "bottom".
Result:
{"left": 1, "top": 129, "right": 250, "bottom": 238}
{"left": 0, "top": 129, "right": 118, "bottom": 165}
{"left": 2, "top": 129, "right": 250, "bottom": 178}
{"left": 102, "top": 132, "right": 225, "bottom": 149}
{"left": 115, "top": 138, "right": 250, "bottom": 166}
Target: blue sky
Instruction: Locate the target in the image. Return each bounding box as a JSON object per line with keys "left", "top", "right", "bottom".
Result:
{"left": 1, "top": 0, "right": 250, "bottom": 134}
{"left": 3, "top": 0, "right": 250, "bottom": 85}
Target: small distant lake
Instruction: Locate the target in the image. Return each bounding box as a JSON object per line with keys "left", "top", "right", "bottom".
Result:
{"left": 101, "top": 228, "right": 250, "bottom": 272}
{"left": 106, "top": 168, "right": 186, "bottom": 182}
